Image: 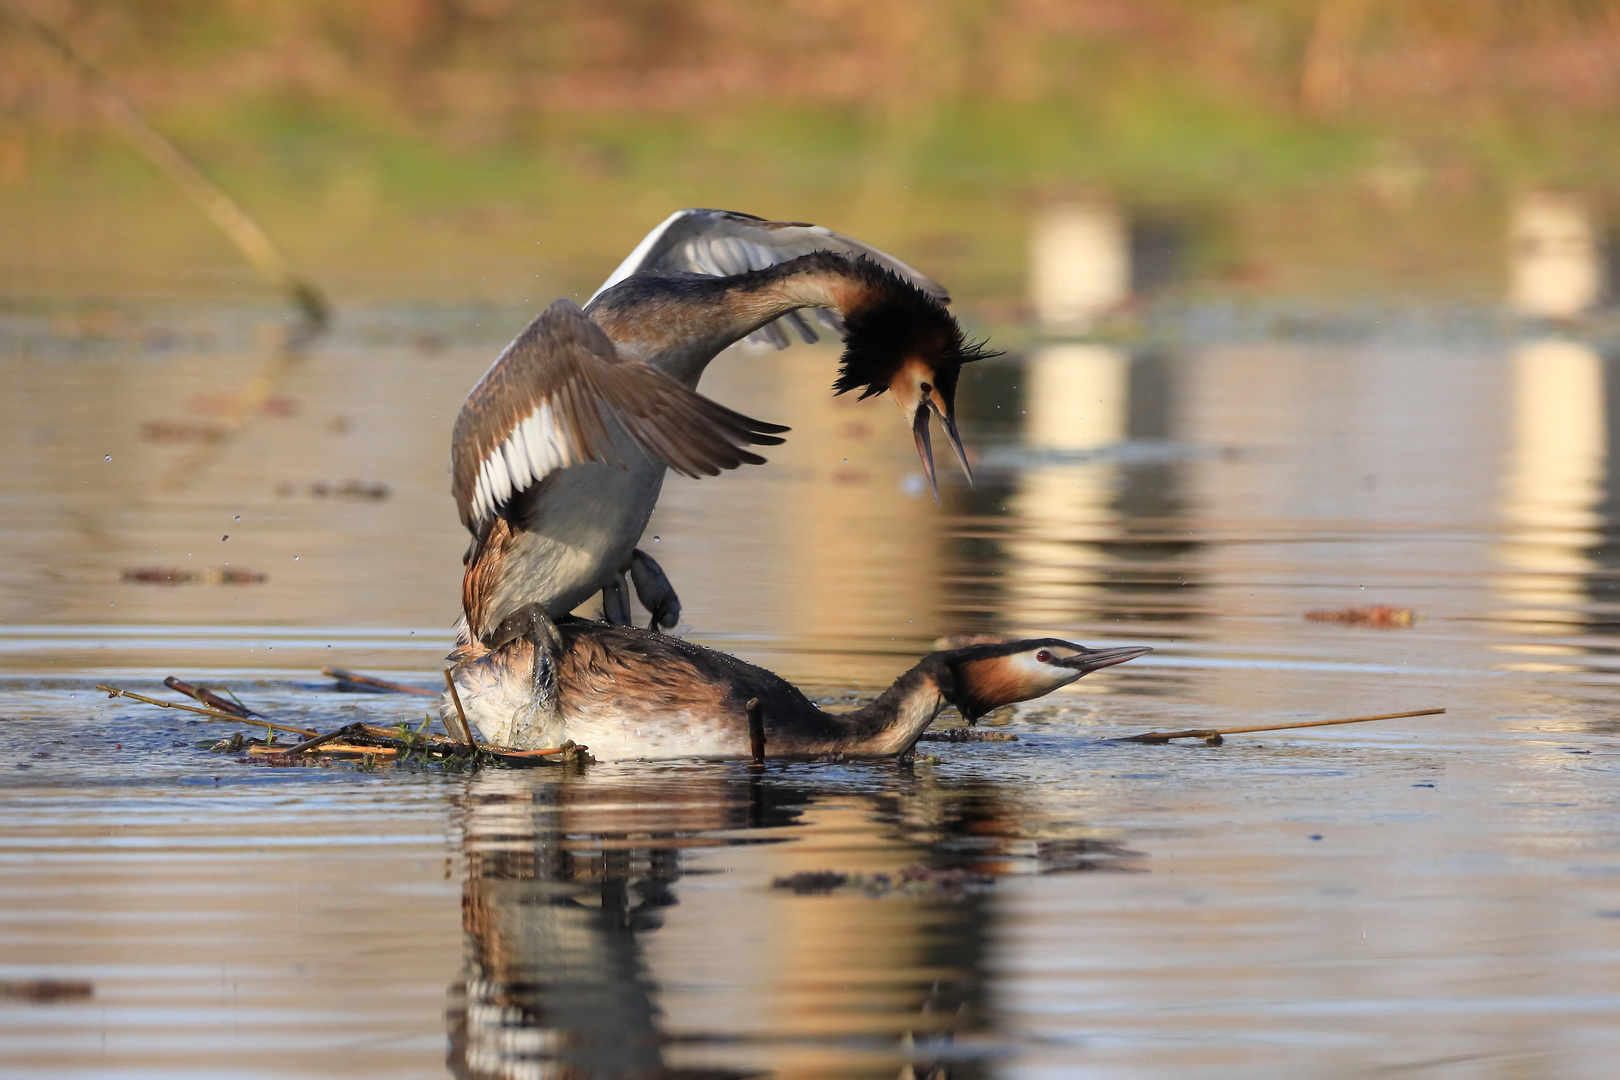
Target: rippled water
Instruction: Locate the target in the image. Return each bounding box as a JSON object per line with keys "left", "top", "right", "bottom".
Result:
{"left": 3, "top": 307, "right": 1619, "bottom": 1078}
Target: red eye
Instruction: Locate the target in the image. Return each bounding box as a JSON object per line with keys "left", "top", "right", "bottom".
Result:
{"left": 1035, "top": 649, "right": 1053, "bottom": 663}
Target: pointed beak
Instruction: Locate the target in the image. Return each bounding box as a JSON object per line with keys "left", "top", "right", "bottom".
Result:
{"left": 912, "top": 399, "right": 972, "bottom": 503}
{"left": 1057, "top": 646, "right": 1153, "bottom": 674}
{"left": 912, "top": 404, "right": 939, "bottom": 504}
{"left": 939, "top": 409, "right": 973, "bottom": 487}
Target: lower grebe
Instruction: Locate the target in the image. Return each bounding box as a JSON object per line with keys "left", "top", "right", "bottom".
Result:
{"left": 444, "top": 619, "right": 1150, "bottom": 761}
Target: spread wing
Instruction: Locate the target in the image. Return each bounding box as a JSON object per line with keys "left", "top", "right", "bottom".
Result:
{"left": 452, "top": 299, "right": 788, "bottom": 533}
{"left": 589, "top": 208, "right": 950, "bottom": 348}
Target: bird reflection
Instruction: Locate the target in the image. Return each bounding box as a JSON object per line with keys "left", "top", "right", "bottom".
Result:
{"left": 447, "top": 770, "right": 801, "bottom": 1079}
{"left": 445, "top": 769, "right": 1138, "bottom": 1079}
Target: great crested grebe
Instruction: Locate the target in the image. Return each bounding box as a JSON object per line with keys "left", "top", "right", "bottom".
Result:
{"left": 453, "top": 209, "right": 991, "bottom": 660}
{"left": 444, "top": 621, "right": 1150, "bottom": 761}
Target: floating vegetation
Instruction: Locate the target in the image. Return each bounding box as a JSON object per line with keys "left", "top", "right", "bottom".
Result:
{"left": 1305, "top": 604, "right": 1417, "bottom": 628}
{"left": 95, "top": 676, "right": 591, "bottom": 769}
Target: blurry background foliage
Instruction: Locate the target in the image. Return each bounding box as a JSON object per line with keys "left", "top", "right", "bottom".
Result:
{"left": 4, "top": 0, "right": 1620, "bottom": 308}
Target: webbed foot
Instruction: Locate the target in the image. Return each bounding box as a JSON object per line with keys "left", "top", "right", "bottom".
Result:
{"left": 601, "top": 572, "right": 633, "bottom": 626}
{"left": 629, "top": 549, "right": 681, "bottom": 631}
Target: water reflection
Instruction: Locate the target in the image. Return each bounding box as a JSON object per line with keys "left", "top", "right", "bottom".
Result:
{"left": 951, "top": 346, "right": 1200, "bottom": 638}
{"left": 1497, "top": 339, "right": 1606, "bottom": 633}
{"left": 447, "top": 769, "right": 1136, "bottom": 1079}
{"left": 1001, "top": 344, "right": 1129, "bottom": 626}
{"left": 447, "top": 770, "right": 797, "bottom": 1079}
{"left": 1496, "top": 336, "right": 1620, "bottom": 645}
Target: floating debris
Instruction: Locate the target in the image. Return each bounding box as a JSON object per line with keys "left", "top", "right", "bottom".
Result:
{"left": 186, "top": 393, "right": 300, "bottom": 417}
{"left": 139, "top": 420, "right": 225, "bottom": 444}
{"left": 772, "top": 864, "right": 995, "bottom": 898}
{"left": 919, "top": 729, "right": 1018, "bottom": 743}
{"left": 275, "top": 479, "right": 390, "bottom": 500}
{"left": 1305, "top": 604, "right": 1416, "bottom": 628}
{"left": 323, "top": 668, "right": 438, "bottom": 697}
{"left": 96, "top": 679, "right": 590, "bottom": 769}
{"left": 896, "top": 864, "right": 996, "bottom": 893}
{"left": 1, "top": 979, "right": 93, "bottom": 1004}
{"left": 121, "top": 567, "right": 267, "bottom": 585}
{"left": 1117, "top": 707, "right": 1445, "bottom": 745}
{"left": 772, "top": 871, "right": 848, "bottom": 894}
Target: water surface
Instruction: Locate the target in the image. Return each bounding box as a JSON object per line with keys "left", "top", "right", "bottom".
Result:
{"left": 3, "top": 308, "right": 1619, "bottom": 1078}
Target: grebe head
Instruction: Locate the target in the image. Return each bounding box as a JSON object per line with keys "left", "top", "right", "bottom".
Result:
{"left": 831, "top": 258, "right": 997, "bottom": 501}
{"left": 941, "top": 638, "right": 1153, "bottom": 723}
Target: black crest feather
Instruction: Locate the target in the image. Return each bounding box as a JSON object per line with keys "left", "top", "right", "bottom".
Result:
{"left": 830, "top": 256, "right": 999, "bottom": 404}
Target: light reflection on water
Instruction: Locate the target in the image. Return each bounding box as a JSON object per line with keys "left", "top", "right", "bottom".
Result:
{"left": 3, "top": 307, "right": 1620, "bottom": 1076}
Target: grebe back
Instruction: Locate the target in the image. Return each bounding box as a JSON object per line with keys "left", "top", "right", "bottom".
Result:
{"left": 445, "top": 620, "right": 1150, "bottom": 762}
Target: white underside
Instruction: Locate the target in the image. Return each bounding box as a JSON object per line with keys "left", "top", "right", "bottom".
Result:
{"left": 443, "top": 662, "right": 750, "bottom": 761}
{"left": 488, "top": 455, "right": 667, "bottom": 621}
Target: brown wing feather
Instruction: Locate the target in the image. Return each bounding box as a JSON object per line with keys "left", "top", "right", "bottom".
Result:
{"left": 452, "top": 299, "right": 787, "bottom": 532}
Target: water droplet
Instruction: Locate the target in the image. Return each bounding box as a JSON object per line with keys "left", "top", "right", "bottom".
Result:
{"left": 222, "top": 535, "right": 229, "bottom": 541}
{"left": 653, "top": 536, "right": 660, "bottom": 543}
{"left": 294, "top": 556, "right": 299, "bottom": 561}
{"left": 104, "top": 455, "right": 112, "bottom": 462}
{"left": 234, "top": 515, "right": 240, "bottom": 521}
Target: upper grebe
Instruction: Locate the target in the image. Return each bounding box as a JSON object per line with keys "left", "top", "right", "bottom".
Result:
{"left": 444, "top": 620, "right": 1150, "bottom": 761}
{"left": 453, "top": 210, "right": 991, "bottom": 654}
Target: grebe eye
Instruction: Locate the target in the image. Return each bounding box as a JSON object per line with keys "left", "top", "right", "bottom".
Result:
{"left": 1035, "top": 649, "right": 1053, "bottom": 663}
{"left": 920, "top": 381, "right": 932, "bottom": 393}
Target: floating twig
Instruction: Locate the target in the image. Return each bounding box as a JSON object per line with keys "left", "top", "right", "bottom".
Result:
{"left": 102, "top": 678, "right": 588, "bottom": 767}
{"left": 254, "top": 743, "right": 395, "bottom": 759}
{"left": 441, "top": 670, "right": 474, "bottom": 745}
{"left": 271, "top": 721, "right": 366, "bottom": 757}
{"left": 164, "top": 676, "right": 263, "bottom": 718}
{"left": 1117, "top": 707, "right": 1446, "bottom": 745}
{"left": 95, "top": 684, "right": 317, "bottom": 738}
{"left": 327, "top": 668, "right": 439, "bottom": 698}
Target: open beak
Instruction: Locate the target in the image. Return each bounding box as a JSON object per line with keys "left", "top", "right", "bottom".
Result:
{"left": 912, "top": 400, "right": 973, "bottom": 504}
{"left": 1057, "top": 646, "right": 1153, "bottom": 674}
{"left": 913, "top": 405, "right": 939, "bottom": 503}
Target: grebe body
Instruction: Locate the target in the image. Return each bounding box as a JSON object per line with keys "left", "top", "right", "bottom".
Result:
{"left": 444, "top": 620, "right": 1150, "bottom": 762}
{"left": 453, "top": 211, "right": 992, "bottom": 649}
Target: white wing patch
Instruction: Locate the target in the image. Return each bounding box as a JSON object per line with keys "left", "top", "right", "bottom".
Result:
{"left": 470, "top": 402, "right": 588, "bottom": 525}
{"left": 589, "top": 209, "right": 690, "bottom": 302}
